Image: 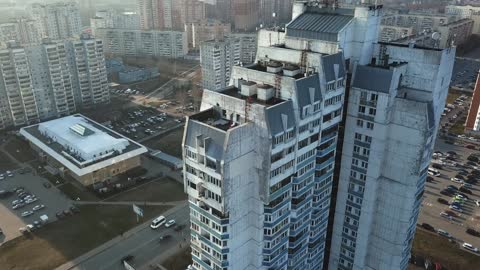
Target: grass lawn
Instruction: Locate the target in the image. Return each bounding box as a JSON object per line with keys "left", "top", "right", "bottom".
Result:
{"left": 411, "top": 228, "right": 480, "bottom": 269}
{"left": 107, "top": 177, "right": 186, "bottom": 202}
{"left": 57, "top": 182, "right": 99, "bottom": 201}
{"left": 0, "top": 205, "right": 170, "bottom": 270}
{"left": 0, "top": 151, "right": 18, "bottom": 171}
{"left": 4, "top": 137, "right": 37, "bottom": 163}
{"left": 449, "top": 120, "right": 465, "bottom": 135}
{"left": 446, "top": 92, "right": 461, "bottom": 104}
{"left": 143, "top": 127, "right": 184, "bottom": 158}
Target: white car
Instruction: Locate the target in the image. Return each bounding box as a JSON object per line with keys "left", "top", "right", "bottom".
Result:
{"left": 150, "top": 215, "right": 166, "bottom": 229}
{"left": 32, "top": 204, "right": 45, "bottom": 211}
{"left": 475, "top": 200, "right": 480, "bottom": 207}
{"left": 463, "top": 243, "right": 479, "bottom": 253}
{"left": 21, "top": 211, "right": 34, "bottom": 217}
{"left": 165, "top": 219, "right": 176, "bottom": 228}
{"left": 456, "top": 194, "right": 468, "bottom": 201}
{"left": 451, "top": 177, "right": 463, "bottom": 184}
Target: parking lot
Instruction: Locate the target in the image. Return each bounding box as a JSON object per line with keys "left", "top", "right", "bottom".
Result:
{"left": 419, "top": 139, "right": 480, "bottom": 254}
{"left": 451, "top": 58, "right": 480, "bottom": 90}
{"left": 0, "top": 169, "right": 74, "bottom": 244}
{"left": 105, "top": 107, "right": 183, "bottom": 142}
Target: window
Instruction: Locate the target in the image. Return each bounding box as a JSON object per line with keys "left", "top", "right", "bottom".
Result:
{"left": 358, "top": 106, "right": 366, "bottom": 113}
{"left": 370, "top": 93, "right": 378, "bottom": 102}
{"left": 364, "top": 135, "right": 372, "bottom": 143}
{"left": 353, "top": 146, "right": 360, "bottom": 154}
{"left": 366, "top": 122, "right": 374, "bottom": 130}
{"left": 357, "top": 119, "right": 364, "bottom": 127}
{"left": 369, "top": 108, "right": 376, "bottom": 116}
{"left": 354, "top": 133, "right": 362, "bottom": 140}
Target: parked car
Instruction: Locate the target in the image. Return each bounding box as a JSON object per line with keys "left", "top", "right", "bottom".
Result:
{"left": 150, "top": 215, "right": 166, "bottom": 229}
{"left": 447, "top": 185, "right": 459, "bottom": 191}
{"left": 466, "top": 228, "right": 480, "bottom": 237}
{"left": 32, "top": 204, "right": 45, "bottom": 211}
{"left": 437, "top": 198, "right": 449, "bottom": 205}
{"left": 440, "top": 212, "right": 453, "bottom": 220}
{"left": 12, "top": 203, "right": 25, "bottom": 210}
{"left": 450, "top": 205, "right": 463, "bottom": 212}
{"left": 459, "top": 186, "right": 473, "bottom": 194}
{"left": 440, "top": 189, "right": 453, "bottom": 196}
{"left": 437, "top": 229, "right": 451, "bottom": 238}
{"left": 421, "top": 223, "right": 435, "bottom": 232}
{"left": 463, "top": 243, "right": 479, "bottom": 253}
{"left": 21, "top": 211, "right": 34, "bottom": 217}
{"left": 451, "top": 177, "right": 463, "bottom": 184}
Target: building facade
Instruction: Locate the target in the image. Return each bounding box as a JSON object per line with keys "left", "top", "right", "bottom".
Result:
{"left": 200, "top": 32, "right": 256, "bottom": 92}
{"left": 95, "top": 28, "right": 188, "bottom": 58}
{"left": 28, "top": 2, "right": 82, "bottom": 40}
{"left": 328, "top": 44, "right": 455, "bottom": 270}
{"left": 185, "top": 19, "right": 231, "bottom": 50}
{"left": 446, "top": 4, "right": 480, "bottom": 34}
{"left": 137, "top": 0, "right": 205, "bottom": 31}
{"left": 465, "top": 71, "right": 480, "bottom": 132}
{"left": 0, "top": 37, "right": 109, "bottom": 131}
{"left": 186, "top": 1, "right": 383, "bottom": 269}
{"left": 90, "top": 10, "right": 141, "bottom": 34}
{"left": 0, "top": 18, "right": 42, "bottom": 46}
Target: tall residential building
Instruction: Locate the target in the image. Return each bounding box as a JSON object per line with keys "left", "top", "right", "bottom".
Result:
{"left": 90, "top": 10, "right": 141, "bottom": 34}
{"left": 28, "top": 2, "right": 82, "bottom": 40}
{"left": 0, "top": 45, "right": 39, "bottom": 129}
{"left": 231, "top": 0, "right": 258, "bottom": 31}
{"left": 185, "top": 19, "right": 231, "bottom": 49}
{"left": 446, "top": 4, "right": 480, "bottom": 33}
{"left": 0, "top": 36, "right": 109, "bottom": 131}
{"left": 0, "top": 18, "right": 42, "bottom": 46}
{"left": 259, "top": 0, "right": 294, "bottom": 27}
{"left": 465, "top": 71, "right": 480, "bottom": 132}
{"left": 328, "top": 43, "right": 455, "bottom": 270}
{"left": 137, "top": 0, "right": 205, "bottom": 31}
{"left": 185, "top": 2, "right": 382, "bottom": 269}
{"left": 95, "top": 28, "right": 188, "bottom": 58}
{"left": 200, "top": 32, "right": 256, "bottom": 91}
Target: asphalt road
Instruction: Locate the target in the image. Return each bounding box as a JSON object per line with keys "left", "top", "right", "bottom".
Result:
{"left": 68, "top": 204, "right": 190, "bottom": 270}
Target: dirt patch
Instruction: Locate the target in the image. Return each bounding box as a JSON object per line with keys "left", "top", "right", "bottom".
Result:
{"left": 143, "top": 127, "right": 184, "bottom": 158}
{"left": 4, "top": 137, "right": 36, "bottom": 163}
{"left": 0, "top": 151, "right": 18, "bottom": 171}
{"left": 412, "top": 228, "right": 480, "bottom": 270}
{"left": 162, "top": 247, "right": 192, "bottom": 270}
{"left": 107, "top": 177, "right": 185, "bottom": 203}
{"left": 0, "top": 205, "right": 170, "bottom": 270}
{"left": 57, "top": 182, "right": 99, "bottom": 202}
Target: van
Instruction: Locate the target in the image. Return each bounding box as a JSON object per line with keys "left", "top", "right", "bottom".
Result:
{"left": 150, "top": 215, "right": 166, "bottom": 229}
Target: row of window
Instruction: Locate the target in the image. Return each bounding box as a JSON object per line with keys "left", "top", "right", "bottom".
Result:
{"left": 297, "top": 161, "right": 315, "bottom": 177}
{"left": 357, "top": 119, "right": 374, "bottom": 130}
{"left": 353, "top": 145, "right": 370, "bottom": 157}
{"left": 297, "top": 149, "right": 316, "bottom": 164}
{"left": 264, "top": 217, "right": 289, "bottom": 236}
{"left": 325, "top": 94, "right": 343, "bottom": 106}
{"left": 354, "top": 133, "right": 372, "bottom": 143}
{"left": 351, "top": 158, "right": 368, "bottom": 170}
{"left": 273, "top": 128, "right": 296, "bottom": 146}
{"left": 270, "top": 159, "right": 295, "bottom": 178}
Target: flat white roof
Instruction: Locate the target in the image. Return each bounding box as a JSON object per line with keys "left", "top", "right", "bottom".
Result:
{"left": 38, "top": 115, "right": 129, "bottom": 161}
{"left": 20, "top": 114, "right": 148, "bottom": 177}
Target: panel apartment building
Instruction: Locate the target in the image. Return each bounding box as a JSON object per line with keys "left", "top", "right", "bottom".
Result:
{"left": 328, "top": 44, "right": 455, "bottom": 270}
{"left": 0, "top": 36, "right": 109, "bottom": 131}
{"left": 200, "top": 33, "right": 257, "bottom": 92}
{"left": 95, "top": 28, "right": 188, "bottom": 58}
{"left": 28, "top": 2, "right": 82, "bottom": 40}
{"left": 183, "top": 2, "right": 382, "bottom": 270}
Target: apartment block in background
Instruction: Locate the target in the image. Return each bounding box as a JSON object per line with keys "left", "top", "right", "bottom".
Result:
{"left": 200, "top": 32, "right": 256, "bottom": 92}
{"left": 91, "top": 10, "right": 141, "bottom": 35}
{"left": 28, "top": 2, "right": 82, "bottom": 40}
{"left": 95, "top": 28, "right": 187, "bottom": 58}
{"left": 137, "top": 0, "right": 205, "bottom": 31}
{"left": 185, "top": 19, "right": 231, "bottom": 50}
{"left": 446, "top": 4, "right": 480, "bottom": 34}
{"left": 465, "top": 71, "right": 480, "bottom": 132}
{"left": 328, "top": 43, "right": 455, "bottom": 270}
{"left": 0, "top": 36, "right": 109, "bottom": 131}
{"left": 0, "top": 18, "right": 42, "bottom": 46}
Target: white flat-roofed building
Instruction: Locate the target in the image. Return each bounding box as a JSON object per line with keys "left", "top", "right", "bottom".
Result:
{"left": 20, "top": 114, "right": 148, "bottom": 186}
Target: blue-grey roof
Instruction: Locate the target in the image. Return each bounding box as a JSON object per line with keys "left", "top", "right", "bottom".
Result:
{"left": 352, "top": 65, "right": 394, "bottom": 93}
{"left": 286, "top": 13, "right": 353, "bottom": 41}
{"left": 184, "top": 120, "right": 226, "bottom": 160}
{"left": 265, "top": 101, "right": 295, "bottom": 136}
{"left": 322, "top": 53, "right": 346, "bottom": 82}
{"left": 295, "top": 74, "right": 322, "bottom": 108}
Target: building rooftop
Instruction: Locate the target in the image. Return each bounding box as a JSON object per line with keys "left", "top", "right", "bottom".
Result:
{"left": 20, "top": 115, "right": 147, "bottom": 175}
{"left": 286, "top": 12, "right": 353, "bottom": 41}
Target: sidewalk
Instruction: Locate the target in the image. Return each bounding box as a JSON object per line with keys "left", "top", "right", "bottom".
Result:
{"left": 55, "top": 201, "right": 187, "bottom": 270}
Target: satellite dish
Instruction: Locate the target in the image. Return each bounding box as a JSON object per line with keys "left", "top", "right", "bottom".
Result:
{"left": 432, "top": 32, "right": 441, "bottom": 41}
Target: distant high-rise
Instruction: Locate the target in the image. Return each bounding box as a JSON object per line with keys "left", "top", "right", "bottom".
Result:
{"left": 137, "top": 0, "right": 205, "bottom": 31}
{"left": 28, "top": 2, "right": 82, "bottom": 40}
{"left": 0, "top": 18, "right": 42, "bottom": 46}
{"left": 465, "top": 71, "right": 480, "bottom": 132}
{"left": 0, "top": 36, "right": 109, "bottom": 131}
{"left": 231, "top": 0, "right": 258, "bottom": 31}
{"left": 95, "top": 28, "right": 188, "bottom": 58}
{"left": 185, "top": 19, "right": 231, "bottom": 49}
{"left": 200, "top": 33, "right": 256, "bottom": 91}
{"left": 90, "top": 10, "right": 141, "bottom": 35}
